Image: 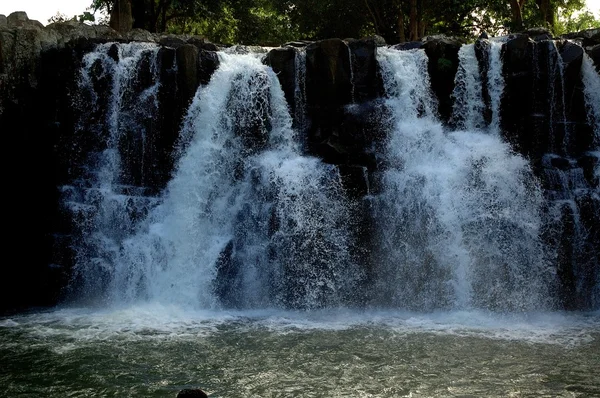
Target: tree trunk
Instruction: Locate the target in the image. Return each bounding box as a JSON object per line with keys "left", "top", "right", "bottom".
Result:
{"left": 536, "top": 0, "right": 554, "bottom": 28}
{"left": 509, "top": 0, "right": 525, "bottom": 30}
{"left": 364, "top": 0, "right": 381, "bottom": 36}
{"left": 397, "top": 4, "right": 406, "bottom": 42}
{"left": 131, "top": 0, "right": 147, "bottom": 30}
{"left": 109, "top": 0, "right": 133, "bottom": 33}
{"left": 409, "top": 0, "right": 418, "bottom": 40}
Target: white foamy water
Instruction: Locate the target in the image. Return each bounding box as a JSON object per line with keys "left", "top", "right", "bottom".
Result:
{"left": 74, "top": 51, "right": 361, "bottom": 310}
{"left": 1, "top": 307, "right": 599, "bottom": 347}
{"left": 452, "top": 44, "right": 485, "bottom": 130}
{"left": 487, "top": 40, "right": 505, "bottom": 135}
{"left": 374, "top": 48, "right": 550, "bottom": 312}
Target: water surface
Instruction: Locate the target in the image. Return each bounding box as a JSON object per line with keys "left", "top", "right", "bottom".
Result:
{"left": 2, "top": 306, "right": 599, "bottom": 397}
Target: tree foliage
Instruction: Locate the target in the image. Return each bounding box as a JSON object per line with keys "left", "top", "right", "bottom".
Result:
{"left": 89, "top": 0, "right": 599, "bottom": 44}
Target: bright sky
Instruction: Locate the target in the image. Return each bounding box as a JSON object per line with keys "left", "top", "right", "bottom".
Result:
{"left": 0, "top": 0, "right": 98, "bottom": 23}
{"left": 0, "top": 0, "right": 599, "bottom": 25}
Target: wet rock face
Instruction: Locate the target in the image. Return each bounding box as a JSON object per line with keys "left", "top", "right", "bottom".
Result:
{"left": 347, "top": 38, "right": 384, "bottom": 102}
{"left": 265, "top": 47, "right": 296, "bottom": 115}
{"left": 1, "top": 15, "right": 600, "bottom": 312}
{"left": 306, "top": 38, "right": 353, "bottom": 108}
{"left": 588, "top": 44, "right": 600, "bottom": 74}
{"left": 422, "top": 36, "right": 462, "bottom": 123}
{"left": 303, "top": 38, "right": 385, "bottom": 169}
{"left": 501, "top": 34, "right": 536, "bottom": 156}
{"left": 0, "top": 14, "right": 226, "bottom": 313}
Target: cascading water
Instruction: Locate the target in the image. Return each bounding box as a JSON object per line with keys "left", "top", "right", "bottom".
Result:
{"left": 548, "top": 41, "right": 568, "bottom": 151}
{"left": 4, "top": 34, "right": 600, "bottom": 398}
{"left": 538, "top": 47, "right": 599, "bottom": 310}
{"left": 452, "top": 44, "right": 485, "bottom": 130}
{"left": 486, "top": 40, "right": 505, "bottom": 135}
{"left": 65, "top": 42, "right": 163, "bottom": 300}
{"left": 373, "top": 47, "right": 552, "bottom": 311}
{"left": 62, "top": 39, "right": 598, "bottom": 312}
{"left": 581, "top": 53, "right": 600, "bottom": 146}
{"left": 451, "top": 40, "right": 505, "bottom": 134}
{"left": 293, "top": 48, "right": 308, "bottom": 133}
{"left": 74, "top": 51, "right": 361, "bottom": 309}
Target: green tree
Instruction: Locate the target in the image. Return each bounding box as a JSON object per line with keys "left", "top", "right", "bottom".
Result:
{"left": 89, "top": 0, "right": 595, "bottom": 43}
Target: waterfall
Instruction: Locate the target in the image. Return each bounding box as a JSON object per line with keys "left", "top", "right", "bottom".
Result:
{"left": 72, "top": 51, "right": 360, "bottom": 309}
{"left": 451, "top": 40, "right": 505, "bottom": 134}
{"left": 548, "top": 41, "right": 568, "bottom": 151}
{"left": 487, "top": 40, "right": 505, "bottom": 135}
{"left": 60, "top": 38, "right": 599, "bottom": 312}
{"left": 293, "top": 48, "right": 308, "bottom": 133}
{"left": 452, "top": 44, "right": 485, "bottom": 130}
{"left": 581, "top": 53, "right": 600, "bottom": 146}
{"left": 66, "top": 42, "right": 163, "bottom": 300}
{"left": 538, "top": 51, "right": 599, "bottom": 310}
{"left": 373, "top": 48, "right": 551, "bottom": 311}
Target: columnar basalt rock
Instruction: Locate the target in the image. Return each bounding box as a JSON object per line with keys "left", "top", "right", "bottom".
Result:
{"left": 421, "top": 36, "right": 462, "bottom": 122}
{"left": 0, "top": 15, "right": 599, "bottom": 312}
{"left": 474, "top": 38, "right": 493, "bottom": 125}
{"left": 264, "top": 46, "right": 297, "bottom": 116}
{"left": 501, "top": 34, "right": 537, "bottom": 156}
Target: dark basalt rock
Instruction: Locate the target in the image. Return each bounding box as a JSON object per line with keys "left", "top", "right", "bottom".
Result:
{"left": 578, "top": 153, "right": 599, "bottom": 188}
{"left": 362, "top": 35, "right": 386, "bottom": 46}
{"left": 559, "top": 41, "right": 592, "bottom": 154}
{"left": 347, "top": 38, "right": 384, "bottom": 102}
{"left": 265, "top": 47, "right": 297, "bottom": 115}
{"left": 392, "top": 41, "right": 423, "bottom": 51}
{"left": 7, "top": 11, "right": 43, "bottom": 29}
{"left": 306, "top": 38, "right": 353, "bottom": 108}
{"left": 125, "top": 28, "right": 155, "bottom": 42}
{"left": 501, "top": 34, "right": 535, "bottom": 155}
{"left": 339, "top": 164, "right": 370, "bottom": 198}
{"left": 422, "top": 35, "right": 462, "bottom": 123}
{"left": 283, "top": 40, "right": 313, "bottom": 48}
{"left": 587, "top": 44, "right": 600, "bottom": 74}
{"left": 187, "top": 36, "right": 219, "bottom": 51}
{"left": 474, "top": 39, "right": 493, "bottom": 126}
{"left": 176, "top": 44, "right": 200, "bottom": 103}
{"left": 561, "top": 40, "right": 584, "bottom": 66}
{"left": 504, "top": 34, "right": 534, "bottom": 71}
{"left": 305, "top": 39, "right": 352, "bottom": 161}
{"left": 159, "top": 35, "right": 186, "bottom": 48}
{"left": 562, "top": 28, "right": 600, "bottom": 47}
{"left": 524, "top": 27, "right": 553, "bottom": 41}
{"left": 198, "top": 50, "right": 219, "bottom": 85}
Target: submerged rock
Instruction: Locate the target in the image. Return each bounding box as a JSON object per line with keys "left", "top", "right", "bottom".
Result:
{"left": 177, "top": 389, "right": 208, "bottom": 398}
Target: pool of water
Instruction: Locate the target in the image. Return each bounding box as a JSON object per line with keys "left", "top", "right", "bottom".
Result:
{"left": 1, "top": 305, "right": 599, "bottom": 397}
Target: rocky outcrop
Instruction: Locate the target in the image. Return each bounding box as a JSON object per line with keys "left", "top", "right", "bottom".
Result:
{"left": 561, "top": 27, "right": 600, "bottom": 48}
{"left": 0, "top": 12, "right": 222, "bottom": 313}
{"left": 264, "top": 47, "right": 297, "bottom": 117}
{"left": 302, "top": 38, "right": 384, "bottom": 169}
{"left": 1, "top": 14, "right": 599, "bottom": 312}
{"left": 422, "top": 36, "right": 463, "bottom": 122}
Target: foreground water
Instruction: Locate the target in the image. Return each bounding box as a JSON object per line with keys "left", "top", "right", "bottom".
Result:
{"left": 1, "top": 306, "right": 599, "bottom": 397}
